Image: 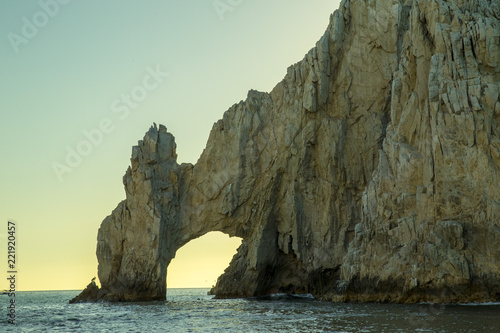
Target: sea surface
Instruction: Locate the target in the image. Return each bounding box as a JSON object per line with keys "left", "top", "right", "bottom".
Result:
{"left": 1, "top": 288, "right": 499, "bottom": 332}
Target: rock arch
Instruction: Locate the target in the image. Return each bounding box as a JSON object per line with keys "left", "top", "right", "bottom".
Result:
{"left": 95, "top": 85, "right": 322, "bottom": 301}
{"left": 95, "top": 118, "right": 307, "bottom": 301}
{"left": 74, "top": 0, "right": 500, "bottom": 303}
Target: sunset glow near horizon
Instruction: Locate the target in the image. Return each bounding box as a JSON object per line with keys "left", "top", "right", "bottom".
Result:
{"left": 0, "top": 0, "right": 340, "bottom": 292}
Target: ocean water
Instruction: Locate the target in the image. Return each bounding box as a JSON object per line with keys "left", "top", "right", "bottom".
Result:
{"left": 1, "top": 289, "right": 499, "bottom": 332}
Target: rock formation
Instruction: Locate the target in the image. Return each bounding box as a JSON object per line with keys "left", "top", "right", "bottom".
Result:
{"left": 69, "top": 279, "right": 100, "bottom": 303}
{"left": 74, "top": 0, "right": 500, "bottom": 303}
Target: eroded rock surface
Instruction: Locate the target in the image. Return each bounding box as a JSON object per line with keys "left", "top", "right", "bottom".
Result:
{"left": 75, "top": 0, "right": 500, "bottom": 303}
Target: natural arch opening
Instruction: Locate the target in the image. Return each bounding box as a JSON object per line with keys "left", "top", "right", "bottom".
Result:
{"left": 166, "top": 232, "right": 242, "bottom": 289}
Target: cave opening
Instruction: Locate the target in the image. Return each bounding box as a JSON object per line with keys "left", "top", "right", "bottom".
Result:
{"left": 166, "top": 231, "right": 242, "bottom": 291}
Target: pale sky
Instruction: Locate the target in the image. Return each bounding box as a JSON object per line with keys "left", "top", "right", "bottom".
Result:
{"left": 0, "top": 0, "right": 341, "bottom": 291}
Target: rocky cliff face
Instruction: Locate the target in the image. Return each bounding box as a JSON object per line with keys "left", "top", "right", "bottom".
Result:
{"left": 74, "top": 0, "right": 500, "bottom": 303}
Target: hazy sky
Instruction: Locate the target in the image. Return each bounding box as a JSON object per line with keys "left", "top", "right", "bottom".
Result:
{"left": 0, "top": 0, "right": 341, "bottom": 291}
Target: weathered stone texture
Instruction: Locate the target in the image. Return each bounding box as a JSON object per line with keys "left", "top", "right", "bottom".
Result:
{"left": 76, "top": 0, "right": 500, "bottom": 303}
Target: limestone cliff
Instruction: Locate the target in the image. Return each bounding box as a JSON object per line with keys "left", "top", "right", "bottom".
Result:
{"left": 73, "top": 0, "right": 500, "bottom": 303}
